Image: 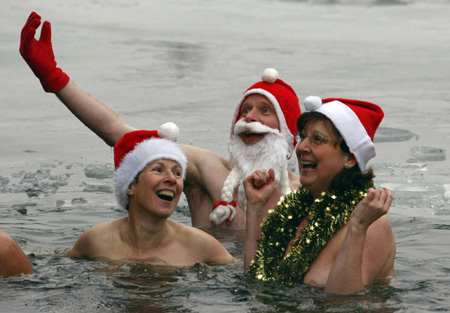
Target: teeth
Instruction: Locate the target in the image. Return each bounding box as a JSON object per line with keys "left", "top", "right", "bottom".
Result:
{"left": 156, "top": 190, "right": 175, "bottom": 201}
{"left": 302, "top": 161, "right": 316, "bottom": 169}
{"left": 158, "top": 190, "right": 174, "bottom": 196}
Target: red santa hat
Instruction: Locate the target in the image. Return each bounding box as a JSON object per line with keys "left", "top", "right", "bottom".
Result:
{"left": 303, "top": 96, "right": 384, "bottom": 171}
{"left": 113, "top": 122, "right": 187, "bottom": 210}
{"left": 230, "top": 68, "right": 301, "bottom": 158}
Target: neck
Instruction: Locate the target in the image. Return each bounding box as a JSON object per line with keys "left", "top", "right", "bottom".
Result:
{"left": 121, "top": 208, "right": 173, "bottom": 251}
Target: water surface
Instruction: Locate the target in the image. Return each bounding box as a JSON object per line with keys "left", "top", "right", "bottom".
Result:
{"left": 1, "top": 0, "right": 450, "bottom": 312}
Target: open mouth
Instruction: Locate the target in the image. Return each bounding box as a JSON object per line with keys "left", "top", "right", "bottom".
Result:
{"left": 156, "top": 190, "right": 175, "bottom": 201}
{"left": 244, "top": 132, "right": 265, "bottom": 138}
{"left": 301, "top": 161, "right": 317, "bottom": 170}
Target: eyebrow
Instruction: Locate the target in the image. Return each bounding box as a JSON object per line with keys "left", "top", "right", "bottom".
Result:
{"left": 150, "top": 160, "right": 181, "bottom": 169}
{"left": 303, "top": 130, "right": 328, "bottom": 136}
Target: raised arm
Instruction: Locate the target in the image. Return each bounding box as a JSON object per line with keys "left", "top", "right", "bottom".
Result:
{"left": 324, "top": 188, "right": 395, "bottom": 294}
{"left": 56, "top": 82, "right": 134, "bottom": 146}
{"left": 243, "top": 169, "right": 277, "bottom": 270}
{"left": 20, "top": 11, "right": 133, "bottom": 147}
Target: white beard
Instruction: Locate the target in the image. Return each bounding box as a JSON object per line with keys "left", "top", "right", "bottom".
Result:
{"left": 209, "top": 120, "right": 291, "bottom": 226}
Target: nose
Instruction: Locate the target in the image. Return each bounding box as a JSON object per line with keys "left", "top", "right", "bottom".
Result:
{"left": 164, "top": 170, "right": 177, "bottom": 183}
{"left": 244, "top": 108, "right": 259, "bottom": 123}
{"left": 296, "top": 137, "right": 311, "bottom": 156}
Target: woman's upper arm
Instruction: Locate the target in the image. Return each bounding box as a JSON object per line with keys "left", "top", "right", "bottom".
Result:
{"left": 362, "top": 217, "right": 396, "bottom": 283}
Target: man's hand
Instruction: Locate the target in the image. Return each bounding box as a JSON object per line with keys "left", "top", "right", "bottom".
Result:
{"left": 20, "top": 11, "right": 69, "bottom": 93}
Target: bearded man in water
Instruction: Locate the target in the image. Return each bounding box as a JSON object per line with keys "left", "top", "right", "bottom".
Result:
{"left": 19, "top": 11, "right": 302, "bottom": 229}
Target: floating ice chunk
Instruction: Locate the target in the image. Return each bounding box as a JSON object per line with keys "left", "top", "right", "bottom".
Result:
{"left": 407, "top": 146, "right": 446, "bottom": 163}
{"left": 11, "top": 203, "right": 37, "bottom": 215}
{"left": 372, "top": 163, "right": 428, "bottom": 184}
{"left": 405, "top": 163, "right": 428, "bottom": 171}
{"left": 72, "top": 198, "right": 88, "bottom": 205}
{"left": 444, "top": 184, "right": 450, "bottom": 199}
{"left": 56, "top": 200, "right": 65, "bottom": 209}
{"left": 374, "top": 127, "right": 416, "bottom": 143}
{"left": 0, "top": 176, "right": 10, "bottom": 192}
{"left": 84, "top": 164, "right": 114, "bottom": 180}
{"left": 82, "top": 182, "right": 113, "bottom": 193}
{"left": 380, "top": 182, "right": 430, "bottom": 197}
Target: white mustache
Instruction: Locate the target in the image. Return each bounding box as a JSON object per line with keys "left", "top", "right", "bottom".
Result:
{"left": 233, "top": 120, "right": 279, "bottom": 135}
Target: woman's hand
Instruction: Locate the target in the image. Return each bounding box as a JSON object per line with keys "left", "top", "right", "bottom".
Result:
{"left": 243, "top": 168, "right": 277, "bottom": 210}
{"left": 351, "top": 187, "right": 393, "bottom": 230}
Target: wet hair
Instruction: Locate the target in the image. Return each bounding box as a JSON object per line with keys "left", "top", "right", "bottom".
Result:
{"left": 297, "top": 112, "right": 375, "bottom": 193}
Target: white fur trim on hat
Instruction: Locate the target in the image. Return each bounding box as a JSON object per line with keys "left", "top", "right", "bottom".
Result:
{"left": 114, "top": 138, "right": 187, "bottom": 210}
{"left": 306, "top": 98, "right": 375, "bottom": 171}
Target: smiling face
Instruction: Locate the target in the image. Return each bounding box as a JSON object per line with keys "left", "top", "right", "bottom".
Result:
{"left": 127, "top": 159, "right": 183, "bottom": 218}
{"left": 236, "top": 94, "right": 280, "bottom": 145}
{"left": 296, "top": 119, "right": 355, "bottom": 199}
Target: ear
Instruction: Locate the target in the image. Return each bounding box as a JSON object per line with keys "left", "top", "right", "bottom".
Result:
{"left": 127, "top": 181, "right": 136, "bottom": 196}
{"left": 345, "top": 153, "right": 357, "bottom": 168}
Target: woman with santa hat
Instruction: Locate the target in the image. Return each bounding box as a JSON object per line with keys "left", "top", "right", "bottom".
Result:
{"left": 243, "top": 97, "right": 396, "bottom": 294}
{"left": 65, "top": 123, "right": 234, "bottom": 266}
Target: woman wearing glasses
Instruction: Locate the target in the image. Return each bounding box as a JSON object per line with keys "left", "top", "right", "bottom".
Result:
{"left": 243, "top": 96, "right": 395, "bottom": 294}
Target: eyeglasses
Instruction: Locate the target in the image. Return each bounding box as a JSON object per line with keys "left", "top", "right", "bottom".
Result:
{"left": 295, "top": 131, "right": 339, "bottom": 146}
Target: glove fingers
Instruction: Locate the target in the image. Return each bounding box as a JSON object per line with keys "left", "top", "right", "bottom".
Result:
{"left": 20, "top": 23, "right": 39, "bottom": 56}
{"left": 21, "top": 13, "right": 41, "bottom": 40}
{"left": 24, "top": 11, "right": 41, "bottom": 29}
{"left": 40, "top": 21, "right": 52, "bottom": 43}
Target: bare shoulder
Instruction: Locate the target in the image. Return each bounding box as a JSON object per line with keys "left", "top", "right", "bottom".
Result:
{"left": 0, "top": 229, "right": 12, "bottom": 245}
{"left": 173, "top": 222, "right": 214, "bottom": 242}
{"left": 367, "top": 216, "right": 396, "bottom": 258}
{"left": 180, "top": 144, "right": 230, "bottom": 209}
{"left": 80, "top": 220, "right": 120, "bottom": 239}
{"left": 364, "top": 216, "right": 396, "bottom": 278}
{"left": 180, "top": 144, "right": 229, "bottom": 177}
{"left": 367, "top": 215, "right": 394, "bottom": 241}
{"left": 176, "top": 223, "right": 234, "bottom": 265}
{"left": 0, "top": 230, "right": 34, "bottom": 276}
{"left": 0, "top": 230, "right": 22, "bottom": 256}
{"left": 65, "top": 219, "right": 122, "bottom": 258}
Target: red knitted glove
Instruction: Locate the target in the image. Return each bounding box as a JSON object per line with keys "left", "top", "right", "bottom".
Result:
{"left": 20, "top": 12, "right": 69, "bottom": 93}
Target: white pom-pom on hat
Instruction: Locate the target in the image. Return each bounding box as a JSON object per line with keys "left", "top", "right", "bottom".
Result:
{"left": 158, "top": 122, "right": 179, "bottom": 141}
{"left": 261, "top": 68, "right": 278, "bottom": 83}
{"left": 304, "top": 96, "right": 322, "bottom": 112}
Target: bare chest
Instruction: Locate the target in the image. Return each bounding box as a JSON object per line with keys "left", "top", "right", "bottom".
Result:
{"left": 285, "top": 219, "right": 347, "bottom": 287}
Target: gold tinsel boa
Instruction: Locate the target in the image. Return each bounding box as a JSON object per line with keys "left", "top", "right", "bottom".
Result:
{"left": 247, "top": 182, "right": 372, "bottom": 285}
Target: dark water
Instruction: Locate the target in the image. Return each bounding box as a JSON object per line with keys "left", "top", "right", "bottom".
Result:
{"left": 2, "top": 0, "right": 450, "bottom": 312}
